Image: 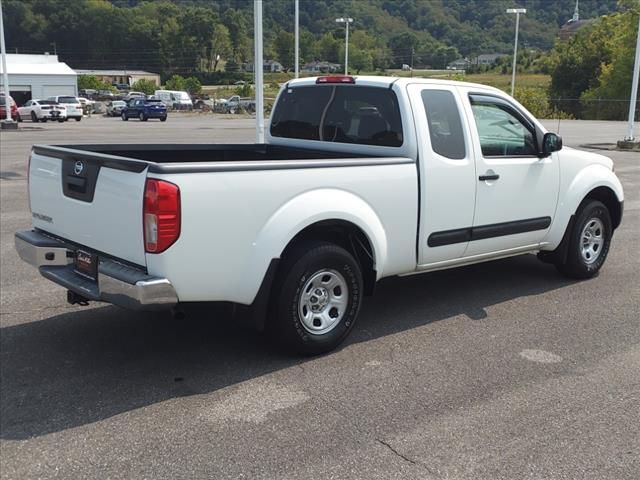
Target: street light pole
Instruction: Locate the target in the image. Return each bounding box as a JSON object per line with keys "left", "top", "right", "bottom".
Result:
{"left": 507, "top": 8, "right": 526, "bottom": 97}
{"left": 254, "top": 0, "right": 264, "bottom": 143}
{"left": 335, "top": 17, "right": 353, "bottom": 75}
{"left": 294, "top": 0, "right": 299, "bottom": 78}
{"left": 0, "top": 0, "right": 13, "bottom": 123}
{"left": 625, "top": 16, "right": 640, "bottom": 142}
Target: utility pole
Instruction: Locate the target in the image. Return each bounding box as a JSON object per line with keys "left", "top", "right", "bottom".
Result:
{"left": 0, "top": 0, "right": 17, "bottom": 128}
{"left": 254, "top": 0, "right": 264, "bottom": 143}
{"left": 410, "top": 48, "right": 414, "bottom": 78}
{"left": 624, "top": 15, "right": 640, "bottom": 142}
{"left": 294, "top": 0, "right": 299, "bottom": 78}
{"left": 507, "top": 8, "right": 526, "bottom": 97}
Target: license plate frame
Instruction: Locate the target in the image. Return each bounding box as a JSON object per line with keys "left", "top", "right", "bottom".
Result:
{"left": 74, "top": 249, "right": 98, "bottom": 281}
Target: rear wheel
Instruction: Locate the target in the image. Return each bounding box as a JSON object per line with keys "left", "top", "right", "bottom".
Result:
{"left": 16, "top": 113, "right": 22, "bottom": 122}
{"left": 269, "top": 241, "right": 363, "bottom": 355}
{"left": 30, "top": 111, "right": 38, "bottom": 122}
{"left": 75, "top": 116, "right": 82, "bottom": 122}
{"left": 554, "top": 200, "right": 612, "bottom": 279}
{"left": 160, "top": 116, "right": 167, "bottom": 122}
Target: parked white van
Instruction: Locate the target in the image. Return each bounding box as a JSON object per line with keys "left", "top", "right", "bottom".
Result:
{"left": 154, "top": 90, "right": 192, "bottom": 110}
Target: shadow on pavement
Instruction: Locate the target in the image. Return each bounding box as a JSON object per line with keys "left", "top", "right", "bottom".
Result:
{"left": 0, "top": 254, "right": 574, "bottom": 440}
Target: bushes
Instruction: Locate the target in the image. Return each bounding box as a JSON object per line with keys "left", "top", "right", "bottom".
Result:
{"left": 131, "top": 79, "right": 156, "bottom": 95}
{"left": 515, "top": 87, "right": 573, "bottom": 119}
{"left": 78, "top": 75, "right": 116, "bottom": 92}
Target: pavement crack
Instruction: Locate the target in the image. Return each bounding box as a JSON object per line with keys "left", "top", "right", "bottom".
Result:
{"left": 376, "top": 438, "right": 417, "bottom": 465}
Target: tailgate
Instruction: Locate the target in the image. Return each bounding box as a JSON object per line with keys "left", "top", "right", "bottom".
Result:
{"left": 29, "top": 146, "right": 149, "bottom": 266}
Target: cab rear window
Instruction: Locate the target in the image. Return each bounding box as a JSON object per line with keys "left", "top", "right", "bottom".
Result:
{"left": 270, "top": 85, "right": 403, "bottom": 147}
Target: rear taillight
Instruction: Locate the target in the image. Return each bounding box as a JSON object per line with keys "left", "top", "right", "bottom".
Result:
{"left": 316, "top": 75, "right": 355, "bottom": 84}
{"left": 143, "top": 179, "right": 181, "bottom": 253}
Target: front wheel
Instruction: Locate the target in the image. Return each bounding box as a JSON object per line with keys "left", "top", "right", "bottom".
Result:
{"left": 555, "top": 200, "right": 612, "bottom": 279}
{"left": 121, "top": 112, "right": 128, "bottom": 121}
{"left": 139, "top": 112, "right": 147, "bottom": 122}
{"left": 269, "top": 241, "right": 363, "bottom": 355}
{"left": 75, "top": 117, "right": 82, "bottom": 122}
{"left": 160, "top": 116, "right": 167, "bottom": 122}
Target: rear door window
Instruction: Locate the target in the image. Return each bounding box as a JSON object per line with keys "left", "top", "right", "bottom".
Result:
{"left": 271, "top": 85, "right": 403, "bottom": 147}
{"left": 421, "top": 90, "right": 466, "bottom": 159}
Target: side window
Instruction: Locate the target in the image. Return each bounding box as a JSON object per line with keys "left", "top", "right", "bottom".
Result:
{"left": 469, "top": 95, "right": 537, "bottom": 156}
{"left": 421, "top": 89, "right": 466, "bottom": 159}
{"left": 25, "top": 100, "right": 32, "bottom": 107}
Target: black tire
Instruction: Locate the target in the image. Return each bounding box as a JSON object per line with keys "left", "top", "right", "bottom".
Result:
{"left": 121, "top": 112, "right": 128, "bottom": 121}
{"left": 139, "top": 112, "right": 147, "bottom": 122}
{"left": 269, "top": 241, "right": 363, "bottom": 355}
{"left": 75, "top": 117, "right": 82, "bottom": 122}
{"left": 555, "top": 200, "right": 612, "bottom": 279}
{"left": 160, "top": 116, "right": 167, "bottom": 122}
{"left": 41, "top": 118, "right": 48, "bottom": 123}
{"left": 58, "top": 119, "right": 64, "bottom": 123}
{"left": 30, "top": 111, "right": 38, "bottom": 123}
{"left": 16, "top": 113, "right": 22, "bottom": 122}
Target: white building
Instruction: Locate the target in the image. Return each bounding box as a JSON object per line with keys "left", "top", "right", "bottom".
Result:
{"left": 0, "top": 54, "right": 77, "bottom": 105}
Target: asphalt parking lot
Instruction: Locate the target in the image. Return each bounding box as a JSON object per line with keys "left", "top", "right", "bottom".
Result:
{"left": 1, "top": 115, "right": 638, "bottom": 479}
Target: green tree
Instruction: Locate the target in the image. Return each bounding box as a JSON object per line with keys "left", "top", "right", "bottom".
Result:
{"left": 349, "top": 49, "right": 373, "bottom": 74}
{"left": 223, "top": 9, "right": 251, "bottom": 63}
{"left": 316, "top": 32, "right": 340, "bottom": 63}
{"left": 274, "top": 31, "right": 295, "bottom": 70}
{"left": 77, "top": 75, "right": 115, "bottom": 92}
{"left": 131, "top": 79, "right": 157, "bottom": 96}
{"left": 183, "top": 77, "right": 202, "bottom": 95}
{"left": 165, "top": 75, "right": 186, "bottom": 91}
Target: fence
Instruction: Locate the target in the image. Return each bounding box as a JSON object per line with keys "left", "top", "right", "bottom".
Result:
{"left": 520, "top": 97, "right": 638, "bottom": 121}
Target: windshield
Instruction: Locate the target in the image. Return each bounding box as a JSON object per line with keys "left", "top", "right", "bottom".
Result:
{"left": 270, "top": 85, "right": 403, "bottom": 147}
{"left": 58, "top": 96, "right": 79, "bottom": 104}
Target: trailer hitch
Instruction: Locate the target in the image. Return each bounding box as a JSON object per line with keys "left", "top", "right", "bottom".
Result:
{"left": 67, "top": 290, "right": 90, "bottom": 306}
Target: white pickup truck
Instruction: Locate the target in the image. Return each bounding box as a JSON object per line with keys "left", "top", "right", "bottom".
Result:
{"left": 16, "top": 76, "right": 624, "bottom": 354}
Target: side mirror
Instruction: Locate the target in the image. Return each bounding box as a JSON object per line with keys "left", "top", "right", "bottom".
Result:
{"left": 542, "top": 132, "right": 563, "bottom": 155}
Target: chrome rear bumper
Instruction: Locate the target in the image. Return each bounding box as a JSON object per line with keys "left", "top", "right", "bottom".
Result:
{"left": 15, "top": 230, "right": 178, "bottom": 310}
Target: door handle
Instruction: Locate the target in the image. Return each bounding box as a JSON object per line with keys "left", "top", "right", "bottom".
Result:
{"left": 479, "top": 173, "right": 500, "bottom": 181}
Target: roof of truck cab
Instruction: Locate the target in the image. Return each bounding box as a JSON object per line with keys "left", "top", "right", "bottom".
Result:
{"left": 286, "top": 75, "right": 504, "bottom": 94}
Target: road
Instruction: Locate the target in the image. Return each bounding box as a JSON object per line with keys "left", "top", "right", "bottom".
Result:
{"left": 1, "top": 116, "right": 638, "bottom": 479}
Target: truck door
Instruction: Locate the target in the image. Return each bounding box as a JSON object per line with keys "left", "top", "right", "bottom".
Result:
{"left": 407, "top": 84, "right": 477, "bottom": 266}
{"left": 461, "top": 92, "right": 560, "bottom": 256}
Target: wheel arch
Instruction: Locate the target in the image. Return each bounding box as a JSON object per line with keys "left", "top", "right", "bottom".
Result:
{"left": 544, "top": 165, "right": 623, "bottom": 250}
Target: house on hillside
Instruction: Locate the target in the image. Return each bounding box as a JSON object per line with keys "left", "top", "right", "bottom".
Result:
{"left": 301, "top": 61, "right": 342, "bottom": 74}
{"left": 474, "top": 53, "right": 508, "bottom": 66}
{"left": 242, "top": 60, "right": 284, "bottom": 73}
{"left": 446, "top": 58, "right": 471, "bottom": 70}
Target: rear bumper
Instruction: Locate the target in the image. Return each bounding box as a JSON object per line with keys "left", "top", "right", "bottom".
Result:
{"left": 15, "top": 230, "right": 178, "bottom": 310}
{"left": 146, "top": 110, "right": 167, "bottom": 118}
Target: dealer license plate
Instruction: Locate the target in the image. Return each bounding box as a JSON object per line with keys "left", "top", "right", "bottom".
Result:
{"left": 74, "top": 249, "right": 98, "bottom": 281}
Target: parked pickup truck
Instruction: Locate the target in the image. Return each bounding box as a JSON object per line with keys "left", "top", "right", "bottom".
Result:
{"left": 16, "top": 76, "right": 624, "bottom": 354}
{"left": 218, "top": 95, "right": 256, "bottom": 114}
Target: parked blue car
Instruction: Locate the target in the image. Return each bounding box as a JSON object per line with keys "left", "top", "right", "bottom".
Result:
{"left": 121, "top": 98, "right": 167, "bottom": 122}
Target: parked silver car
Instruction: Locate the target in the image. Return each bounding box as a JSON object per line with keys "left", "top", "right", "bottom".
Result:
{"left": 107, "top": 100, "right": 127, "bottom": 117}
